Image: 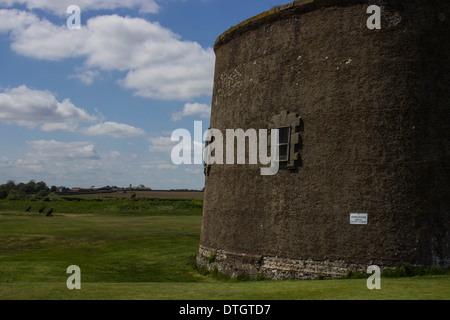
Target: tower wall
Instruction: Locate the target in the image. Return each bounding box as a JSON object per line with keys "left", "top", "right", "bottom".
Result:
{"left": 198, "top": 0, "right": 450, "bottom": 279}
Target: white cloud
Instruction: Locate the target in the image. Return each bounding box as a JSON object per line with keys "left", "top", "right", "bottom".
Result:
{"left": 0, "top": 0, "right": 160, "bottom": 15}
{"left": 0, "top": 8, "right": 38, "bottom": 32}
{"left": 0, "top": 9, "right": 215, "bottom": 100}
{"left": 3, "top": 140, "right": 120, "bottom": 186}
{"left": 157, "top": 163, "right": 177, "bottom": 170}
{"left": 172, "top": 103, "right": 211, "bottom": 121}
{"left": 83, "top": 121, "right": 145, "bottom": 138}
{"left": 149, "top": 132, "right": 205, "bottom": 168}
{"left": 185, "top": 167, "right": 202, "bottom": 175}
{"left": 83, "top": 15, "right": 215, "bottom": 100}
{"left": 9, "top": 17, "right": 88, "bottom": 61}
{"left": 0, "top": 85, "right": 95, "bottom": 130}
{"left": 0, "top": 85, "right": 146, "bottom": 138}
{"left": 41, "top": 122, "right": 79, "bottom": 132}
{"left": 69, "top": 70, "right": 99, "bottom": 85}
{"left": 13, "top": 158, "right": 43, "bottom": 172}
{"left": 1, "top": 142, "right": 205, "bottom": 189}
{"left": 148, "top": 136, "right": 176, "bottom": 153}
{"left": 108, "top": 151, "right": 121, "bottom": 158}
{"left": 0, "top": 156, "right": 10, "bottom": 168}
{"left": 141, "top": 159, "right": 177, "bottom": 171}
{"left": 27, "top": 140, "right": 100, "bottom": 160}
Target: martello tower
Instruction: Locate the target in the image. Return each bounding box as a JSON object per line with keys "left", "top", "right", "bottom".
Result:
{"left": 197, "top": 0, "right": 449, "bottom": 279}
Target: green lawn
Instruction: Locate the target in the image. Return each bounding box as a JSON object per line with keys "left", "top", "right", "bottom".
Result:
{"left": 0, "top": 212, "right": 203, "bottom": 283}
{"left": 0, "top": 203, "right": 449, "bottom": 300}
{"left": 1, "top": 277, "right": 449, "bottom": 300}
{"left": 0, "top": 198, "right": 203, "bottom": 216}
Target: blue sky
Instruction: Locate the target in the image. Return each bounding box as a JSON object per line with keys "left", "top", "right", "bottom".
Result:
{"left": 0, "top": 0, "right": 290, "bottom": 190}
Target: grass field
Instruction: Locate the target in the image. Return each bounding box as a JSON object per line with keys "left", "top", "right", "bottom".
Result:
{"left": 0, "top": 197, "right": 449, "bottom": 300}
{"left": 0, "top": 197, "right": 203, "bottom": 216}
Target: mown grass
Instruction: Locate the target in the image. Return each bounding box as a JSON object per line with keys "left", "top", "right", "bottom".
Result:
{"left": 0, "top": 198, "right": 203, "bottom": 216}
{"left": 0, "top": 212, "right": 203, "bottom": 284}
{"left": 342, "top": 265, "right": 450, "bottom": 279}
{"left": 1, "top": 276, "right": 449, "bottom": 300}
{"left": 0, "top": 199, "right": 449, "bottom": 300}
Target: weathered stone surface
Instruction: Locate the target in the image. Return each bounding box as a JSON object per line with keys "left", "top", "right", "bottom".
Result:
{"left": 197, "top": 245, "right": 370, "bottom": 279}
{"left": 198, "top": 0, "right": 450, "bottom": 279}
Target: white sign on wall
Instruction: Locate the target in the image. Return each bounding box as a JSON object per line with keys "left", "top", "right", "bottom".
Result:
{"left": 350, "top": 213, "right": 368, "bottom": 225}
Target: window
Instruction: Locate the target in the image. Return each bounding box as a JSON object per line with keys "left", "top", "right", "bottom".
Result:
{"left": 268, "top": 111, "right": 302, "bottom": 171}
{"left": 278, "top": 126, "right": 291, "bottom": 162}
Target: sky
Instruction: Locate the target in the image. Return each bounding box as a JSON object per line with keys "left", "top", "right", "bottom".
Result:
{"left": 0, "top": 0, "right": 291, "bottom": 190}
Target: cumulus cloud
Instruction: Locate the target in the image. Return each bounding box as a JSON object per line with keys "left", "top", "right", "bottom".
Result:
{"left": 9, "top": 17, "right": 88, "bottom": 60}
{"left": 6, "top": 140, "right": 126, "bottom": 186}
{"left": 27, "top": 140, "right": 100, "bottom": 160}
{"left": 0, "top": 0, "right": 160, "bottom": 15}
{"left": 171, "top": 103, "right": 211, "bottom": 121}
{"left": 0, "top": 85, "right": 145, "bottom": 138}
{"left": 83, "top": 121, "right": 145, "bottom": 138}
{"left": 0, "top": 85, "right": 95, "bottom": 130}
{"left": 148, "top": 136, "right": 176, "bottom": 153}
{"left": 0, "top": 9, "right": 215, "bottom": 100}
{"left": 0, "top": 8, "right": 38, "bottom": 31}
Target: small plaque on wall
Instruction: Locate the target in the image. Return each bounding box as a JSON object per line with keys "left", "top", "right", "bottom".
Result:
{"left": 350, "top": 213, "right": 368, "bottom": 225}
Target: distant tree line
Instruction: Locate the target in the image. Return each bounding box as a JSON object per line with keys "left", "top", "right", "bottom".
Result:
{"left": 0, "top": 180, "right": 53, "bottom": 200}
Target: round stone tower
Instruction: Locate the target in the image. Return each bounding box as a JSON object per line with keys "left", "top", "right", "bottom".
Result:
{"left": 197, "top": 0, "right": 450, "bottom": 279}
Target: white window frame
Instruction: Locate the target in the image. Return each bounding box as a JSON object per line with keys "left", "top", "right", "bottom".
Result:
{"left": 277, "top": 126, "right": 291, "bottom": 162}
